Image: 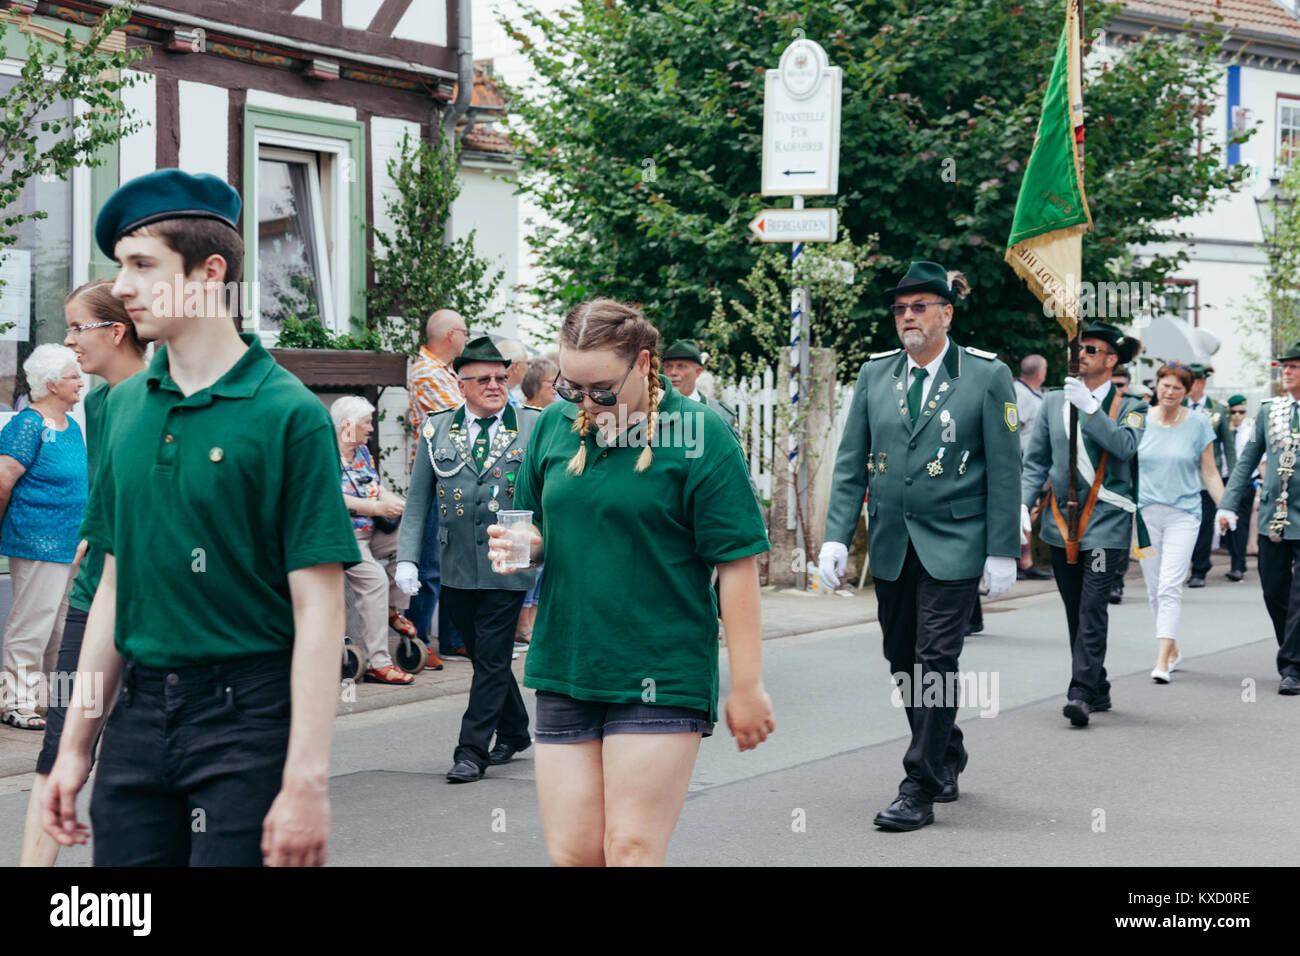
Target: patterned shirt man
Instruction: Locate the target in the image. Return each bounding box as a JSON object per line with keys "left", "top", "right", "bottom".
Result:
{"left": 408, "top": 345, "right": 462, "bottom": 461}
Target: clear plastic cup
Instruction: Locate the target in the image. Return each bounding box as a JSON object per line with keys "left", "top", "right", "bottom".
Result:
{"left": 497, "top": 510, "right": 533, "bottom": 570}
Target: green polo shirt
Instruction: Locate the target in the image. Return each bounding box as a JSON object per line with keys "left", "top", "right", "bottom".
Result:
{"left": 515, "top": 376, "right": 769, "bottom": 720}
{"left": 68, "top": 381, "right": 111, "bottom": 613}
{"left": 78, "top": 333, "right": 361, "bottom": 666}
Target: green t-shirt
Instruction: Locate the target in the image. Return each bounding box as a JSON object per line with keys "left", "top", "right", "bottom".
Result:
{"left": 68, "top": 381, "right": 111, "bottom": 613}
{"left": 515, "top": 375, "right": 769, "bottom": 720}
{"left": 78, "top": 334, "right": 361, "bottom": 666}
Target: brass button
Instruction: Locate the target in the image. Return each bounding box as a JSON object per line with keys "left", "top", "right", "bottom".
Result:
{"left": 163, "top": 434, "right": 174, "bottom": 444}
{"left": 209, "top": 447, "right": 224, "bottom": 462}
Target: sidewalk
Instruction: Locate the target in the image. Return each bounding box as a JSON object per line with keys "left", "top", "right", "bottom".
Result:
{"left": 0, "top": 572, "right": 1067, "bottom": 780}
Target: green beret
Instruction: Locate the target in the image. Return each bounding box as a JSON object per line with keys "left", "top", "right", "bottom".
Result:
{"left": 1227, "top": 394, "right": 1247, "bottom": 407}
{"left": 1080, "top": 321, "right": 1142, "bottom": 365}
{"left": 1276, "top": 342, "right": 1300, "bottom": 362}
{"left": 1188, "top": 363, "right": 1215, "bottom": 379}
{"left": 453, "top": 335, "right": 509, "bottom": 372}
{"left": 95, "top": 169, "right": 241, "bottom": 258}
{"left": 881, "top": 260, "right": 955, "bottom": 305}
{"left": 663, "top": 339, "right": 704, "bottom": 364}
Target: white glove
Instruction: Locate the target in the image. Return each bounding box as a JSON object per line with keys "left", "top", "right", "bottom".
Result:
{"left": 1020, "top": 503, "right": 1032, "bottom": 547}
{"left": 1215, "top": 508, "right": 1238, "bottom": 533}
{"left": 982, "top": 555, "right": 1017, "bottom": 600}
{"left": 1062, "top": 376, "right": 1100, "bottom": 415}
{"left": 395, "top": 561, "right": 421, "bottom": 597}
{"left": 818, "top": 542, "right": 848, "bottom": 591}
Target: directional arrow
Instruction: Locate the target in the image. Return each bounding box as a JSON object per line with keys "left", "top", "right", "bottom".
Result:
{"left": 782, "top": 170, "right": 816, "bottom": 176}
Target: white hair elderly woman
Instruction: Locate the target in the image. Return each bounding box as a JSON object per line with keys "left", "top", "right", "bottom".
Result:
{"left": 0, "top": 343, "right": 87, "bottom": 729}
{"left": 332, "top": 394, "right": 417, "bottom": 684}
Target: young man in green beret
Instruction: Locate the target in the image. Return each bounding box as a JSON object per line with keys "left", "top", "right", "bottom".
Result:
{"left": 1021, "top": 322, "right": 1146, "bottom": 727}
{"left": 1186, "top": 363, "right": 1235, "bottom": 587}
{"left": 662, "top": 339, "right": 739, "bottom": 434}
{"left": 396, "top": 336, "right": 541, "bottom": 781}
{"left": 819, "top": 261, "right": 1021, "bottom": 831}
{"left": 1223, "top": 394, "right": 1254, "bottom": 582}
{"left": 1217, "top": 344, "right": 1300, "bottom": 695}
{"left": 42, "top": 169, "right": 361, "bottom": 866}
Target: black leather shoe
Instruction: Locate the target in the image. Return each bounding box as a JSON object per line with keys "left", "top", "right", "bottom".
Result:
{"left": 1023, "top": 566, "right": 1053, "bottom": 580}
{"left": 873, "top": 793, "right": 934, "bottom": 831}
{"left": 1108, "top": 586, "right": 1123, "bottom": 604}
{"left": 1280, "top": 676, "right": 1300, "bottom": 696}
{"left": 1187, "top": 575, "right": 1206, "bottom": 588}
{"left": 1063, "top": 698, "right": 1091, "bottom": 727}
{"left": 445, "top": 759, "right": 485, "bottom": 783}
{"left": 488, "top": 739, "right": 532, "bottom": 765}
{"left": 1092, "top": 693, "right": 1112, "bottom": 712}
{"left": 933, "top": 751, "right": 970, "bottom": 803}
{"left": 1226, "top": 570, "right": 1244, "bottom": 582}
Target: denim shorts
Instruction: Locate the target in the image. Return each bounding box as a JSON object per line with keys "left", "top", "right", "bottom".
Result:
{"left": 533, "top": 690, "right": 713, "bottom": 743}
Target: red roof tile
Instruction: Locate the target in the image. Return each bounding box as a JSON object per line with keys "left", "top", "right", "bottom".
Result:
{"left": 1123, "top": 0, "right": 1300, "bottom": 41}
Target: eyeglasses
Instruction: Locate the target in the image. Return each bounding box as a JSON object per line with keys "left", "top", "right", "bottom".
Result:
{"left": 553, "top": 361, "right": 635, "bottom": 406}
{"left": 1082, "top": 344, "right": 1116, "bottom": 356}
{"left": 889, "top": 301, "right": 947, "bottom": 317}
{"left": 67, "top": 320, "right": 121, "bottom": 335}
{"left": 1229, "top": 409, "right": 1247, "bottom": 415}
{"left": 460, "top": 373, "right": 510, "bottom": 387}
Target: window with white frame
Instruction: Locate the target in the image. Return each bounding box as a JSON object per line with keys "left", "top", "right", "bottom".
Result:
{"left": 257, "top": 147, "right": 334, "bottom": 332}
{"left": 1281, "top": 96, "right": 1300, "bottom": 168}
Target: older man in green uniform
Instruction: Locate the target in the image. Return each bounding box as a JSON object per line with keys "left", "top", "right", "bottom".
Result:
{"left": 1217, "top": 342, "right": 1300, "bottom": 695}
{"left": 1187, "top": 363, "right": 1236, "bottom": 587}
{"left": 818, "top": 261, "right": 1021, "bottom": 832}
{"left": 396, "top": 336, "right": 541, "bottom": 780}
{"left": 1021, "top": 322, "right": 1146, "bottom": 727}
{"left": 662, "top": 339, "right": 739, "bottom": 433}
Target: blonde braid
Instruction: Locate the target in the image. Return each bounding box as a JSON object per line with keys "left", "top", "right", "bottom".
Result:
{"left": 566, "top": 409, "right": 592, "bottom": 475}
{"left": 635, "top": 353, "right": 660, "bottom": 473}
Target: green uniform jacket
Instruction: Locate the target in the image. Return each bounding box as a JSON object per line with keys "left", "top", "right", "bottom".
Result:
{"left": 699, "top": 394, "right": 738, "bottom": 433}
{"left": 1196, "top": 395, "right": 1237, "bottom": 480}
{"left": 398, "top": 402, "right": 540, "bottom": 591}
{"left": 1222, "top": 399, "right": 1298, "bottom": 539}
{"left": 1021, "top": 386, "right": 1146, "bottom": 551}
{"left": 824, "top": 341, "right": 1022, "bottom": 582}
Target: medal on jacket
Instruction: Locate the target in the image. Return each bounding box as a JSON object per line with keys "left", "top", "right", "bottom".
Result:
{"left": 958, "top": 450, "right": 970, "bottom": 475}
{"left": 868, "top": 456, "right": 876, "bottom": 475}
{"left": 926, "top": 447, "right": 946, "bottom": 477}
{"left": 877, "top": 453, "right": 887, "bottom": 474}
{"left": 1267, "top": 401, "right": 1297, "bottom": 542}
{"left": 488, "top": 485, "right": 500, "bottom": 512}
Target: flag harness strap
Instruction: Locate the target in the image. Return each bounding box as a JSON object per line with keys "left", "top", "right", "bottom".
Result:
{"left": 1048, "top": 390, "right": 1122, "bottom": 565}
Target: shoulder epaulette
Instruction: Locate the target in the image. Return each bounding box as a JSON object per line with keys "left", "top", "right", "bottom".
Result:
{"left": 1261, "top": 398, "right": 1275, "bottom": 405}
{"left": 964, "top": 346, "right": 998, "bottom": 360}
{"left": 429, "top": 406, "right": 458, "bottom": 417}
{"left": 715, "top": 398, "right": 738, "bottom": 417}
{"left": 521, "top": 403, "right": 543, "bottom": 412}
{"left": 868, "top": 348, "right": 902, "bottom": 360}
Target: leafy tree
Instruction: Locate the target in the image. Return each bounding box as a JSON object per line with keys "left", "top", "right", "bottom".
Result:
{"left": 368, "top": 128, "right": 505, "bottom": 355}
{"left": 502, "top": 0, "right": 1252, "bottom": 380}
{"left": 1238, "top": 161, "right": 1300, "bottom": 377}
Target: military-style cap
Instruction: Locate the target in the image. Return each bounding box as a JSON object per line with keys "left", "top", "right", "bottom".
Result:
{"left": 453, "top": 335, "right": 509, "bottom": 372}
{"left": 95, "top": 168, "right": 241, "bottom": 258}
{"left": 1227, "top": 394, "right": 1247, "bottom": 407}
{"left": 663, "top": 339, "right": 705, "bottom": 364}
{"left": 1080, "top": 321, "right": 1142, "bottom": 365}
{"left": 1277, "top": 342, "right": 1300, "bottom": 362}
{"left": 1188, "top": 363, "right": 1213, "bottom": 380}
{"left": 880, "top": 260, "right": 956, "bottom": 305}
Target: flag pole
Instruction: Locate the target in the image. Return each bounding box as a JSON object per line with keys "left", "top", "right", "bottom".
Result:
{"left": 1066, "top": 0, "right": 1085, "bottom": 550}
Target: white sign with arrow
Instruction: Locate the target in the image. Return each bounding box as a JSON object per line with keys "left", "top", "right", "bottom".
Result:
{"left": 761, "top": 38, "right": 841, "bottom": 196}
{"left": 748, "top": 207, "right": 838, "bottom": 243}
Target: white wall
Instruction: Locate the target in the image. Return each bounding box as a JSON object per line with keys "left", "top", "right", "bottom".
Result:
{"left": 451, "top": 162, "right": 519, "bottom": 339}
{"left": 177, "top": 81, "right": 228, "bottom": 179}
{"left": 369, "top": 115, "right": 421, "bottom": 255}
{"left": 118, "top": 69, "right": 156, "bottom": 184}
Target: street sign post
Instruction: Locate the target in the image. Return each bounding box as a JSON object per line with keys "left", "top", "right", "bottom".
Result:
{"left": 761, "top": 39, "right": 842, "bottom": 197}
{"left": 748, "top": 208, "right": 838, "bottom": 243}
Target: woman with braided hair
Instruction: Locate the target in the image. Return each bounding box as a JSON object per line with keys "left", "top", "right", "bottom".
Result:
{"left": 487, "top": 298, "right": 774, "bottom": 866}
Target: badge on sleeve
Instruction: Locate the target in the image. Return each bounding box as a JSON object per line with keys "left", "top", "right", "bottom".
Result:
{"left": 1125, "top": 411, "right": 1144, "bottom": 428}
{"left": 1004, "top": 403, "right": 1019, "bottom": 432}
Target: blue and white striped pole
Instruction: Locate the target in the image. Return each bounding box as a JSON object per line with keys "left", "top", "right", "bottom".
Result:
{"left": 788, "top": 195, "right": 804, "bottom": 544}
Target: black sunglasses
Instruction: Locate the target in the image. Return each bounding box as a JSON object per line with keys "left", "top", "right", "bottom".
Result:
{"left": 889, "top": 301, "right": 948, "bottom": 317}
{"left": 1082, "top": 344, "right": 1116, "bottom": 356}
{"left": 553, "top": 361, "right": 635, "bottom": 406}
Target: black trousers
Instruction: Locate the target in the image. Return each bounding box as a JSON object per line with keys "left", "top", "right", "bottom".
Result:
{"left": 1227, "top": 485, "right": 1257, "bottom": 575}
{"left": 90, "top": 651, "right": 291, "bottom": 866}
{"left": 36, "top": 606, "right": 90, "bottom": 775}
{"left": 441, "top": 586, "right": 530, "bottom": 769}
{"left": 1252, "top": 536, "right": 1300, "bottom": 679}
{"left": 1191, "top": 489, "right": 1218, "bottom": 576}
{"left": 1050, "top": 546, "right": 1125, "bottom": 703}
{"left": 874, "top": 542, "right": 977, "bottom": 801}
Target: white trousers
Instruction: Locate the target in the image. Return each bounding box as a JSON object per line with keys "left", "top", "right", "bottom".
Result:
{"left": 0, "top": 557, "right": 76, "bottom": 713}
{"left": 1139, "top": 503, "right": 1201, "bottom": 642}
{"left": 343, "top": 526, "right": 408, "bottom": 669}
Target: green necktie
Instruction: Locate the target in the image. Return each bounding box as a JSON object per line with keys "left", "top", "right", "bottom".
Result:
{"left": 1292, "top": 402, "right": 1298, "bottom": 435}
{"left": 473, "top": 417, "right": 493, "bottom": 470}
{"left": 907, "top": 367, "right": 928, "bottom": 424}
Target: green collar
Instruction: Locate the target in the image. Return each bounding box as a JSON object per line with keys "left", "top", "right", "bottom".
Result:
{"left": 147, "top": 332, "right": 275, "bottom": 400}
{"left": 890, "top": 339, "right": 963, "bottom": 380}
{"left": 451, "top": 402, "right": 518, "bottom": 432}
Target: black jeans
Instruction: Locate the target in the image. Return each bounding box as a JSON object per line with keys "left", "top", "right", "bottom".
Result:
{"left": 90, "top": 651, "right": 292, "bottom": 866}
{"left": 36, "top": 606, "right": 89, "bottom": 775}
{"left": 441, "top": 586, "right": 530, "bottom": 769}
{"left": 1191, "top": 489, "right": 1218, "bottom": 576}
{"left": 1228, "top": 485, "right": 1257, "bottom": 574}
{"left": 874, "top": 542, "right": 977, "bottom": 802}
{"left": 1253, "top": 536, "right": 1300, "bottom": 679}
{"left": 1050, "top": 546, "right": 1125, "bottom": 703}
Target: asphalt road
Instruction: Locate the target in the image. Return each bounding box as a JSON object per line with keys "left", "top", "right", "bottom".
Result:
{"left": 1, "top": 565, "right": 1294, "bottom": 866}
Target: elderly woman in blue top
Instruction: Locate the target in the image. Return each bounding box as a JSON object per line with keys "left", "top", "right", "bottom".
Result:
{"left": 0, "top": 344, "right": 88, "bottom": 729}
